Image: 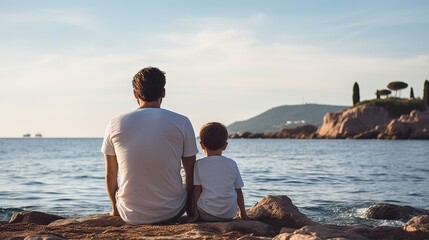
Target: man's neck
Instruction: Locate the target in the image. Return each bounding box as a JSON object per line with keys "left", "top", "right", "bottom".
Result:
{"left": 137, "top": 99, "right": 161, "bottom": 109}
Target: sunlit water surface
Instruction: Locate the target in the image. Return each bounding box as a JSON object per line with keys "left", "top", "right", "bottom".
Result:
{"left": 1, "top": 138, "right": 428, "bottom": 226}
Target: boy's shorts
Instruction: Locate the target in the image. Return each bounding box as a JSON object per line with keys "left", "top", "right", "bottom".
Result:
{"left": 197, "top": 206, "right": 232, "bottom": 222}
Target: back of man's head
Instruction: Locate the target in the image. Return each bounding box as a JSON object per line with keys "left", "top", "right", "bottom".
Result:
{"left": 133, "top": 67, "right": 166, "bottom": 102}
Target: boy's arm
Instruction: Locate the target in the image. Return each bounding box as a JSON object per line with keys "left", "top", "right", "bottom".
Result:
{"left": 182, "top": 155, "right": 196, "bottom": 214}
{"left": 104, "top": 154, "right": 119, "bottom": 216}
{"left": 236, "top": 188, "right": 249, "bottom": 220}
{"left": 186, "top": 185, "right": 202, "bottom": 223}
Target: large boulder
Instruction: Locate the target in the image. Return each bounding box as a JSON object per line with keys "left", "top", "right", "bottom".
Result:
{"left": 247, "top": 195, "right": 317, "bottom": 229}
{"left": 9, "top": 211, "right": 64, "bottom": 225}
{"left": 317, "top": 105, "right": 392, "bottom": 138}
{"left": 48, "top": 214, "right": 125, "bottom": 227}
{"left": 404, "top": 215, "right": 429, "bottom": 233}
{"left": 276, "top": 225, "right": 368, "bottom": 240}
{"left": 385, "top": 110, "right": 429, "bottom": 139}
{"left": 365, "top": 203, "right": 429, "bottom": 221}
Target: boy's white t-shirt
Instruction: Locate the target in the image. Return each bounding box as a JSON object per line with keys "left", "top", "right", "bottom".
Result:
{"left": 194, "top": 155, "right": 244, "bottom": 219}
{"left": 101, "top": 108, "right": 198, "bottom": 224}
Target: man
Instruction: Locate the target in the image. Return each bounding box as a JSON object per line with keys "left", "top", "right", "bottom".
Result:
{"left": 102, "top": 67, "right": 198, "bottom": 224}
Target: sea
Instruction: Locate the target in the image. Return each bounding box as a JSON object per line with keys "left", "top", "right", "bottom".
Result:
{"left": 1, "top": 138, "right": 428, "bottom": 227}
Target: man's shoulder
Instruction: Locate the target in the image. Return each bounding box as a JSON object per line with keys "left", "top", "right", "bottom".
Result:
{"left": 159, "top": 108, "right": 189, "bottom": 120}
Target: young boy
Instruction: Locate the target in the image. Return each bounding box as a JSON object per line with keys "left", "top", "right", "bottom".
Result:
{"left": 187, "top": 122, "right": 249, "bottom": 222}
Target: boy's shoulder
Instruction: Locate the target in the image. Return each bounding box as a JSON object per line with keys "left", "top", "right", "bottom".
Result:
{"left": 197, "top": 155, "right": 237, "bottom": 164}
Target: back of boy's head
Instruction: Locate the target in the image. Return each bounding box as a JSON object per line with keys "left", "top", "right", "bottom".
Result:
{"left": 199, "top": 122, "right": 228, "bottom": 151}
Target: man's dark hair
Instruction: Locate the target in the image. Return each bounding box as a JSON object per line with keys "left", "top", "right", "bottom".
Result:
{"left": 199, "top": 122, "right": 228, "bottom": 151}
{"left": 132, "top": 67, "right": 166, "bottom": 102}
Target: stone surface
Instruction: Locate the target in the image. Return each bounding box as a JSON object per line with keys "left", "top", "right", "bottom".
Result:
{"left": 3, "top": 197, "right": 429, "bottom": 239}
{"left": 287, "top": 225, "right": 368, "bottom": 240}
{"left": 247, "top": 195, "right": 317, "bottom": 229}
{"left": 404, "top": 215, "right": 429, "bottom": 233}
{"left": 49, "top": 214, "right": 125, "bottom": 227}
{"left": 317, "top": 105, "right": 392, "bottom": 138}
{"left": 9, "top": 211, "right": 64, "bottom": 225}
{"left": 365, "top": 203, "right": 429, "bottom": 221}
{"left": 316, "top": 105, "right": 429, "bottom": 139}
{"left": 22, "top": 234, "right": 67, "bottom": 240}
{"left": 384, "top": 110, "right": 429, "bottom": 139}
{"left": 229, "top": 125, "right": 318, "bottom": 139}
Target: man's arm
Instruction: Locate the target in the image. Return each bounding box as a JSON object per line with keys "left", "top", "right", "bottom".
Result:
{"left": 104, "top": 154, "right": 119, "bottom": 216}
{"left": 186, "top": 185, "right": 202, "bottom": 222}
{"left": 182, "top": 155, "right": 196, "bottom": 214}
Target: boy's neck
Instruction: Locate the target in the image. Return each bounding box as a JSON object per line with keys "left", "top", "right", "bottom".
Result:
{"left": 205, "top": 148, "right": 223, "bottom": 157}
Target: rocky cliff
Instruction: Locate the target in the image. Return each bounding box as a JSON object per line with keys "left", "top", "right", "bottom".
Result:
{"left": 316, "top": 104, "right": 429, "bottom": 139}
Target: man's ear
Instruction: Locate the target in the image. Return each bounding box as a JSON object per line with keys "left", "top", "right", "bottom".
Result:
{"left": 161, "top": 88, "right": 166, "bottom": 98}
{"left": 133, "top": 89, "right": 138, "bottom": 99}
{"left": 222, "top": 142, "right": 228, "bottom": 150}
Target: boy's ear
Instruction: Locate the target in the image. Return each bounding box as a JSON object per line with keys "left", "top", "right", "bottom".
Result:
{"left": 222, "top": 142, "right": 228, "bottom": 150}
{"left": 199, "top": 141, "right": 206, "bottom": 150}
{"left": 161, "top": 88, "right": 166, "bottom": 98}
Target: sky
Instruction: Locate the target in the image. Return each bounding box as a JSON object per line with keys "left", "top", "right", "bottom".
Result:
{"left": 1, "top": 0, "right": 429, "bottom": 137}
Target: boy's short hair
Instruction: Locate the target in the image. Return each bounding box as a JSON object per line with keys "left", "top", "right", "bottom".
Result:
{"left": 199, "top": 122, "right": 228, "bottom": 150}
{"left": 132, "top": 67, "right": 166, "bottom": 102}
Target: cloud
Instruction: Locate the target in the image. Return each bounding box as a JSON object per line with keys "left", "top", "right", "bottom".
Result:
{"left": 0, "top": 8, "right": 99, "bottom": 30}
{"left": 1, "top": 12, "right": 428, "bottom": 137}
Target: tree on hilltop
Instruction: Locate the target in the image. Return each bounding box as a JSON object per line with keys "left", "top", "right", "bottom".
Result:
{"left": 378, "top": 89, "right": 391, "bottom": 98}
{"left": 353, "top": 82, "right": 360, "bottom": 106}
{"left": 424, "top": 80, "right": 429, "bottom": 106}
{"left": 410, "top": 87, "right": 415, "bottom": 99}
{"left": 387, "top": 81, "right": 408, "bottom": 97}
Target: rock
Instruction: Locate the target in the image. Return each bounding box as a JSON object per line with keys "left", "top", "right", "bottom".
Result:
{"left": 277, "top": 125, "right": 318, "bottom": 139}
{"left": 404, "top": 215, "right": 429, "bottom": 233}
{"left": 49, "top": 214, "right": 125, "bottom": 227}
{"left": 276, "top": 224, "right": 429, "bottom": 240}
{"left": 202, "top": 220, "right": 280, "bottom": 237}
{"left": 317, "top": 105, "right": 392, "bottom": 138}
{"left": 9, "top": 211, "right": 64, "bottom": 225}
{"left": 247, "top": 195, "right": 317, "bottom": 229}
{"left": 283, "top": 225, "right": 368, "bottom": 240}
{"left": 317, "top": 104, "right": 429, "bottom": 139}
{"left": 273, "top": 232, "right": 321, "bottom": 240}
{"left": 22, "top": 234, "right": 67, "bottom": 240}
{"left": 352, "top": 129, "right": 381, "bottom": 139}
{"left": 385, "top": 110, "right": 429, "bottom": 139}
{"left": 352, "top": 225, "right": 429, "bottom": 240}
{"left": 229, "top": 125, "right": 318, "bottom": 139}
{"left": 365, "top": 203, "right": 429, "bottom": 221}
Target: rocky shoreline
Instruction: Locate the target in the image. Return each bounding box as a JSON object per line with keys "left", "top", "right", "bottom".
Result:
{"left": 230, "top": 105, "right": 429, "bottom": 140}
{"left": 2, "top": 195, "right": 429, "bottom": 240}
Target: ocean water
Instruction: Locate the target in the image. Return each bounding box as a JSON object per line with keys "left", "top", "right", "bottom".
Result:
{"left": 1, "top": 138, "right": 428, "bottom": 227}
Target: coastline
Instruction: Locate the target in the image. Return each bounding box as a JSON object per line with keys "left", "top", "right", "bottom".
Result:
{"left": 2, "top": 195, "right": 429, "bottom": 240}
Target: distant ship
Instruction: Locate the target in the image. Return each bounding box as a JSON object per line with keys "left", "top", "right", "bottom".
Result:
{"left": 23, "top": 133, "right": 31, "bottom": 138}
{"left": 35, "top": 133, "right": 43, "bottom": 138}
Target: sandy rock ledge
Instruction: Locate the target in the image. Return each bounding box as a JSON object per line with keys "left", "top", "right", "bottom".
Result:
{"left": 2, "top": 195, "right": 429, "bottom": 240}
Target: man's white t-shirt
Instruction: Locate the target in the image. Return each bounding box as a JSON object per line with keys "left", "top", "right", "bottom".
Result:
{"left": 101, "top": 108, "right": 198, "bottom": 224}
{"left": 194, "top": 155, "right": 244, "bottom": 219}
